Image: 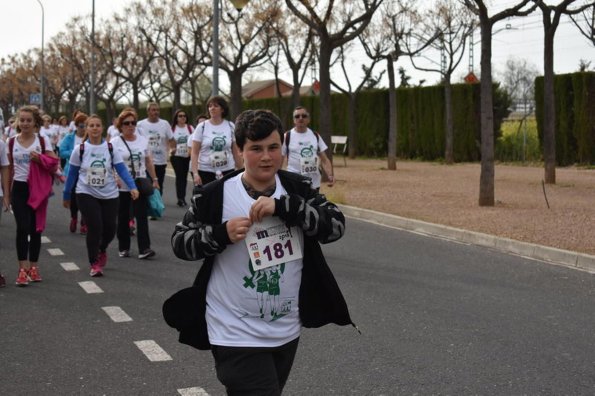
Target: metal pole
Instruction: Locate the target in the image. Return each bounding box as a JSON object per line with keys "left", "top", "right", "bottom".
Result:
{"left": 212, "top": 0, "right": 219, "bottom": 96}
{"left": 90, "top": 0, "right": 96, "bottom": 114}
{"left": 36, "top": 0, "right": 45, "bottom": 111}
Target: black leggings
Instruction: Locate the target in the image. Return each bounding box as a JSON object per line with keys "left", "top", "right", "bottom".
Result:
{"left": 117, "top": 191, "right": 150, "bottom": 252}
{"left": 198, "top": 169, "right": 235, "bottom": 186}
{"left": 70, "top": 183, "right": 81, "bottom": 220}
{"left": 11, "top": 181, "right": 41, "bottom": 262}
{"left": 170, "top": 155, "right": 190, "bottom": 200}
{"left": 76, "top": 193, "right": 119, "bottom": 264}
{"left": 154, "top": 164, "right": 167, "bottom": 195}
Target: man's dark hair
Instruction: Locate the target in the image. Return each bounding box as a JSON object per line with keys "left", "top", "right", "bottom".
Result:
{"left": 234, "top": 109, "right": 284, "bottom": 150}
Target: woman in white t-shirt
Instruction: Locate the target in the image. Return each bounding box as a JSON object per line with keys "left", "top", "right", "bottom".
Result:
{"left": 56, "top": 115, "right": 70, "bottom": 153}
{"left": 191, "top": 96, "right": 242, "bottom": 186}
{"left": 170, "top": 109, "right": 193, "bottom": 207}
{"left": 7, "top": 105, "right": 58, "bottom": 286}
{"left": 110, "top": 109, "right": 159, "bottom": 260}
{"left": 40, "top": 115, "right": 58, "bottom": 152}
{"left": 63, "top": 115, "right": 139, "bottom": 277}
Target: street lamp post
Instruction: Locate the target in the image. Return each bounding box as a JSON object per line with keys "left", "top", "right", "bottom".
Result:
{"left": 212, "top": 0, "right": 250, "bottom": 97}
{"left": 90, "top": 0, "right": 96, "bottom": 114}
{"left": 35, "top": 0, "right": 45, "bottom": 111}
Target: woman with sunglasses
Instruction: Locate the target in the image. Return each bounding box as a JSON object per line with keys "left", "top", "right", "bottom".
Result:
{"left": 63, "top": 115, "right": 139, "bottom": 277}
{"left": 110, "top": 109, "right": 159, "bottom": 260}
{"left": 170, "top": 109, "right": 193, "bottom": 207}
{"left": 59, "top": 112, "right": 89, "bottom": 234}
{"left": 190, "top": 96, "right": 242, "bottom": 187}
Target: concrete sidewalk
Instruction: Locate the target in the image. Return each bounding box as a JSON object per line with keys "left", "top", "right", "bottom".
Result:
{"left": 340, "top": 204, "right": 595, "bottom": 274}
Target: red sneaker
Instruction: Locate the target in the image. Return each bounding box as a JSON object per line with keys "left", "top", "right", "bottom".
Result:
{"left": 28, "top": 266, "right": 42, "bottom": 282}
{"left": 15, "top": 268, "right": 30, "bottom": 286}
{"left": 80, "top": 223, "right": 88, "bottom": 235}
{"left": 97, "top": 252, "right": 107, "bottom": 269}
{"left": 69, "top": 217, "right": 77, "bottom": 233}
{"left": 89, "top": 263, "right": 103, "bottom": 277}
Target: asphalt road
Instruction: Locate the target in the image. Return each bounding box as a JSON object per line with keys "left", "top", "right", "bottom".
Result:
{"left": 1, "top": 175, "right": 595, "bottom": 395}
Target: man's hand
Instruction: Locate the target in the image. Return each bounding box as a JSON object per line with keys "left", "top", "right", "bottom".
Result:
{"left": 193, "top": 173, "right": 202, "bottom": 186}
{"left": 249, "top": 196, "right": 275, "bottom": 223}
{"left": 226, "top": 217, "right": 252, "bottom": 243}
{"left": 63, "top": 200, "right": 70, "bottom": 209}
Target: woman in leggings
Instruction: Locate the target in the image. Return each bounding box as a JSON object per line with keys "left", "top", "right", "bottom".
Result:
{"left": 63, "top": 115, "right": 139, "bottom": 277}
{"left": 170, "top": 108, "right": 193, "bottom": 206}
{"left": 8, "top": 105, "right": 58, "bottom": 286}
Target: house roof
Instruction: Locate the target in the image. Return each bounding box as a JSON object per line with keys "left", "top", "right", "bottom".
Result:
{"left": 242, "top": 79, "right": 292, "bottom": 98}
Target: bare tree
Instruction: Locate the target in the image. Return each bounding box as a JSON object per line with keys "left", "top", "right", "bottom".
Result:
{"left": 409, "top": 1, "right": 475, "bottom": 164}
{"left": 462, "top": 0, "right": 538, "bottom": 206}
{"left": 537, "top": 0, "right": 594, "bottom": 185}
{"left": 285, "top": 0, "right": 383, "bottom": 160}
{"left": 331, "top": 43, "right": 383, "bottom": 158}
{"left": 570, "top": 3, "right": 595, "bottom": 45}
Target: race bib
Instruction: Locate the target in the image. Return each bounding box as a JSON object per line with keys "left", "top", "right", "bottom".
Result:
{"left": 210, "top": 151, "right": 228, "bottom": 169}
{"left": 176, "top": 143, "right": 189, "bottom": 157}
{"left": 87, "top": 167, "right": 107, "bottom": 187}
{"left": 245, "top": 217, "right": 302, "bottom": 271}
{"left": 148, "top": 134, "right": 160, "bottom": 149}
{"left": 300, "top": 156, "right": 319, "bottom": 175}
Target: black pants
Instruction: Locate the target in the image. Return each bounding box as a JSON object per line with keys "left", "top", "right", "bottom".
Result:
{"left": 198, "top": 169, "right": 235, "bottom": 186}
{"left": 70, "top": 183, "right": 80, "bottom": 220}
{"left": 211, "top": 337, "right": 299, "bottom": 396}
{"left": 170, "top": 155, "right": 190, "bottom": 200}
{"left": 154, "top": 164, "right": 167, "bottom": 195}
{"left": 117, "top": 191, "right": 150, "bottom": 252}
{"left": 11, "top": 181, "right": 41, "bottom": 262}
{"left": 76, "top": 193, "right": 119, "bottom": 264}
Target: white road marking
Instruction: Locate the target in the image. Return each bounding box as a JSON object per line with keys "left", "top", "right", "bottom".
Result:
{"left": 134, "top": 340, "right": 173, "bottom": 362}
{"left": 78, "top": 281, "right": 104, "bottom": 294}
{"left": 178, "top": 387, "right": 210, "bottom": 396}
{"left": 60, "top": 262, "right": 80, "bottom": 271}
{"left": 41, "top": 236, "right": 51, "bottom": 243}
{"left": 47, "top": 248, "right": 64, "bottom": 256}
{"left": 102, "top": 306, "right": 133, "bottom": 323}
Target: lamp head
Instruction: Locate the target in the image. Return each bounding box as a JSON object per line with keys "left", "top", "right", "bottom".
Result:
{"left": 229, "top": 0, "right": 249, "bottom": 11}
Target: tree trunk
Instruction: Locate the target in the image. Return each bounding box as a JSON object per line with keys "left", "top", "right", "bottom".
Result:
{"left": 173, "top": 85, "right": 182, "bottom": 111}
{"left": 444, "top": 75, "right": 454, "bottom": 164}
{"left": 132, "top": 82, "right": 140, "bottom": 110}
{"left": 228, "top": 70, "right": 243, "bottom": 120}
{"left": 317, "top": 39, "right": 333, "bottom": 162}
{"left": 291, "top": 68, "right": 301, "bottom": 109}
{"left": 348, "top": 93, "right": 357, "bottom": 159}
{"left": 543, "top": 19, "right": 556, "bottom": 184}
{"left": 387, "top": 55, "right": 397, "bottom": 170}
{"left": 478, "top": 21, "right": 495, "bottom": 206}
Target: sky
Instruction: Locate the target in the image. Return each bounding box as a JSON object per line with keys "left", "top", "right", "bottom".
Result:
{"left": 1, "top": 0, "right": 594, "bottom": 94}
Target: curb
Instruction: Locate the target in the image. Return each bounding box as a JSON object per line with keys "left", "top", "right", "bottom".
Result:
{"left": 339, "top": 204, "right": 595, "bottom": 274}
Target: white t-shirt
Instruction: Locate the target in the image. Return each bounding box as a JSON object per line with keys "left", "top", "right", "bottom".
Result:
{"left": 57, "top": 126, "right": 70, "bottom": 146}
{"left": 107, "top": 125, "right": 120, "bottom": 139}
{"left": 69, "top": 141, "right": 124, "bottom": 199}
{"left": 110, "top": 135, "right": 149, "bottom": 192}
{"left": 172, "top": 124, "right": 193, "bottom": 158}
{"left": 192, "top": 120, "right": 236, "bottom": 173}
{"left": 11, "top": 135, "right": 53, "bottom": 182}
{"left": 206, "top": 173, "right": 303, "bottom": 347}
{"left": 282, "top": 128, "right": 328, "bottom": 188}
{"left": 40, "top": 126, "right": 58, "bottom": 150}
{"left": 0, "top": 140, "right": 9, "bottom": 197}
{"left": 4, "top": 126, "right": 17, "bottom": 140}
{"left": 136, "top": 118, "right": 173, "bottom": 165}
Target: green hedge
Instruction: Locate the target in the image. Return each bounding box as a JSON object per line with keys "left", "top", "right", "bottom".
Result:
{"left": 535, "top": 72, "right": 595, "bottom": 165}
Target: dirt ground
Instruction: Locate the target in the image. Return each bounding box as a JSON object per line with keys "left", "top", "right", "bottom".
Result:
{"left": 320, "top": 159, "right": 595, "bottom": 256}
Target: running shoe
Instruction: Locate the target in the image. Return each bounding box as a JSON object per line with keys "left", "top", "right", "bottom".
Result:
{"left": 28, "top": 266, "right": 42, "bottom": 282}
{"left": 149, "top": 216, "right": 158, "bottom": 221}
{"left": 177, "top": 199, "right": 185, "bottom": 207}
{"left": 97, "top": 252, "right": 107, "bottom": 269}
{"left": 138, "top": 249, "right": 156, "bottom": 259}
{"left": 0, "top": 273, "right": 6, "bottom": 288}
{"left": 15, "top": 268, "right": 30, "bottom": 286}
{"left": 89, "top": 263, "right": 103, "bottom": 277}
{"left": 69, "top": 217, "right": 77, "bottom": 233}
{"left": 80, "top": 223, "right": 88, "bottom": 235}
{"left": 118, "top": 250, "right": 130, "bottom": 258}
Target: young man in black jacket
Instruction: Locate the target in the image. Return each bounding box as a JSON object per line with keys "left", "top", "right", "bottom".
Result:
{"left": 168, "top": 109, "right": 353, "bottom": 395}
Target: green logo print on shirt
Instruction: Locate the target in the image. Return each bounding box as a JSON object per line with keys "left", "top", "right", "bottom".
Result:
{"left": 243, "top": 261, "right": 289, "bottom": 321}
{"left": 211, "top": 136, "right": 226, "bottom": 151}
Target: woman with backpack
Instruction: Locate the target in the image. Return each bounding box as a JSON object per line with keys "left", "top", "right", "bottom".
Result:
{"left": 7, "top": 105, "right": 58, "bottom": 286}
{"left": 170, "top": 109, "right": 193, "bottom": 207}
{"left": 62, "top": 115, "right": 139, "bottom": 277}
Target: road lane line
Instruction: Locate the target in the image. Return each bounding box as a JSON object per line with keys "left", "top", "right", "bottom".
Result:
{"left": 41, "top": 236, "right": 51, "bottom": 243}
{"left": 134, "top": 340, "right": 173, "bottom": 362}
{"left": 47, "top": 248, "right": 64, "bottom": 256}
{"left": 60, "top": 262, "right": 80, "bottom": 271}
{"left": 102, "top": 306, "right": 133, "bottom": 323}
{"left": 78, "top": 281, "right": 104, "bottom": 294}
{"left": 178, "top": 387, "right": 210, "bottom": 396}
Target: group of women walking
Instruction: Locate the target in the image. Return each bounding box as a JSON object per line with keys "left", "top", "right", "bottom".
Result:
{"left": 0, "top": 96, "right": 242, "bottom": 287}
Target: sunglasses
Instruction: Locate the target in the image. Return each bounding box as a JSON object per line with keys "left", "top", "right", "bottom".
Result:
{"left": 177, "top": 114, "right": 187, "bottom": 118}
{"left": 78, "top": 123, "right": 86, "bottom": 128}
{"left": 294, "top": 114, "right": 308, "bottom": 119}
{"left": 122, "top": 120, "right": 137, "bottom": 126}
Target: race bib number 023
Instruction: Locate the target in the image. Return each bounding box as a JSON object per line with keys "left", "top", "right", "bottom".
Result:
{"left": 244, "top": 217, "right": 302, "bottom": 270}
